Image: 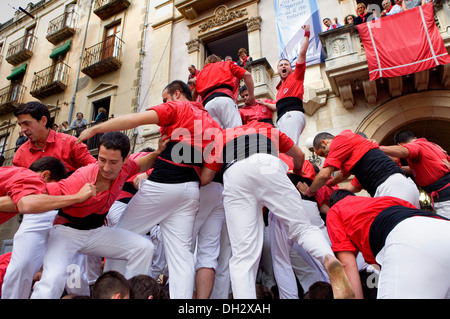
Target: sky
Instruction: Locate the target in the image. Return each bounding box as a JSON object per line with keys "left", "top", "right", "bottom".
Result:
{"left": 0, "top": 0, "right": 36, "bottom": 25}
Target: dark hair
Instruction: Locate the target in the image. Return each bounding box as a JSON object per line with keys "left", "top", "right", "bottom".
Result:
{"left": 76, "top": 112, "right": 84, "bottom": 117}
{"left": 29, "top": 156, "right": 68, "bottom": 181}
{"left": 323, "top": 18, "right": 331, "bottom": 22}
{"left": 164, "top": 80, "right": 192, "bottom": 101}
{"left": 98, "top": 131, "right": 130, "bottom": 160}
{"left": 305, "top": 281, "right": 333, "bottom": 299}
{"left": 92, "top": 271, "right": 131, "bottom": 299}
{"left": 328, "top": 189, "right": 355, "bottom": 208}
{"left": 141, "top": 147, "right": 155, "bottom": 153}
{"left": 313, "top": 132, "right": 335, "bottom": 149}
{"left": 239, "top": 85, "right": 248, "bottom": 95}
{"left": 394, "top": 130, "right": 416, "bottom": 144}
{"left": 129, "top": 275, "right": 169, "bottom": 299}
{"left": 278, "top": 58, "right": 291, "bottom": 66}
{"left": 14, "top": 101, "right": 51, "bottom": 128}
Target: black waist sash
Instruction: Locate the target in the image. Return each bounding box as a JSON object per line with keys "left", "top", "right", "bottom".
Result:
{"left": 276, "top": 97, "right": 304, "bottom": 122}
{"left": 222, "top": 134, "right": 278, "bottom": 173}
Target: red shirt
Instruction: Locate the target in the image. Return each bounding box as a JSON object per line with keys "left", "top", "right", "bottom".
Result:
{"left": 276, "top": 62, "right": 306, "bottom": 101}
{"left": 239, "top": 99, "right": 275, "bottom": 125}
{"left": 117, "top": 152, "right": 153, "bottom": 201}
{"left": 0, "top": 252, "right": 12, "bottom": 296}
{"left": 47, "top": 160, "right": 140, "bottom": 229}
{"left": 0, "top": 166, "right": 48, "bottom": 225}
{"left": 149, "top": 100, "right": 222, "bottom": 154}
{"left": 204, "top": 121, "right": 294, "bottom": 172}
{"left": 279, "top": 152, "right": 315, "bottom": 180}
{"left": 323, "top": 130, "right": 379, "bottom": 176}
{"left": 402, "top": 138, "right": 450, "bottom": 187}
{"left": 13, "top": 129, "right": 96, "bottom": 172}
{"left": 327, "top": 195, "right": 417, "bottom": 265}
{"left": 315, "top": 183, "right": 339, "bottom": 208}
{"left": 196, "top": 61, "right": 247, "bottom": 100}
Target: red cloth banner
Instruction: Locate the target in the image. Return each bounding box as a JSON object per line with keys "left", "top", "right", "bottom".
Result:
{"left": 357, "top": 3, "right": 450, "bottom": 81}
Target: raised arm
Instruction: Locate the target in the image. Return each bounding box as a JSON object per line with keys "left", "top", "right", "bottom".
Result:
{"left": 379, "top": 145, "right": 410, "bottom": 158}
{"left": 77, "top": 110, "right": 160, "bottom": 143}
{"left": 135, "top": 135, "right": 169, "bottom": 172}
{"left": 297, "top": 25, "right": 310, "bottom": 65}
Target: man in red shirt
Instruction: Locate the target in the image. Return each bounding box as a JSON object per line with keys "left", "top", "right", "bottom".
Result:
{"left": 238, "top": 85, "right": 275, "bottom": 125}
{"left": 201, "top": 121, "right": 354, "bottom": 299}
{"left": 30, "top": 131, "right": 166, "bottom": 299}
{"left": 0, "top": 157, "right": 95, "bottom": 225}
{"left": 194, "top": 54, "right": 255, "bottom": 129}
{"left": 327, "top": 189, "right": 450, "bottom": 299}
{"left": 275, "top": 25, "right": 310, "bottom": 145}
{"left": 298, "top": 130, "right": 420, "bottom": 208}
{"left": 380, "top": 130, "right": 450, "bottom": 218}
{"left": 77, "top": 80, "right": 223, "bottom": 299}
{"left": 2, "top": 102, "right": 97, "bottom": 299}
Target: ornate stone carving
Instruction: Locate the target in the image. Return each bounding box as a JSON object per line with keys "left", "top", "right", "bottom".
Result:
{"left": 198, "top": 5, "right": 248, "bottom": 33}
{"left": 186, "top": 38, "right": 202, "bottom": 53}
{"left": 246, "top": 16, "right": 261, "bottom": 32}
{"left": 331, "top": 38, "right": 347, "bottom": 55}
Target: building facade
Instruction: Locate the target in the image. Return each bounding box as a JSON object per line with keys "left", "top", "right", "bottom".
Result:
{"left": 0, "top": 0, "right": 449, "bottom": 247}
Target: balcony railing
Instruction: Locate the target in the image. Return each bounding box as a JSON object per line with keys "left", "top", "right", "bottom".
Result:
{"left": 5, "top": 35, "right": 36, "bottom": 65}
{"left": 46, "top": 11, "right": 77, "bottom": 45}
{"left": 93, "top": 0, "right": 130, "bottom": 20}
{"left": 30, "top": 62, "right": 70, "bottom": 99}
{"left": 0, "top": 84, "right": 25, "bottom": 116}
{"left": 81, "top": 35, "right": 124, "bottom": 78}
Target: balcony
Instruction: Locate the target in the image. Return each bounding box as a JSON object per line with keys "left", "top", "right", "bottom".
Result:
{"left": 30, "top": 62, "right": 70, "bottom": 99}
{"left": 93, "top": 0, "right": 130, "bottom": 20}
{"left": 81, "top": 35, "right": 124, "bottom": 78}
{"left": 5, "top": 35, "right": 36, "bottom": 65}
{"left": 46, "top": 11, "right": 77, "bottom": 45}
{"left": 318, "top": 8, "right": 450, "bottom": 109}
{"left": 0, "top": 84, "right": 25, "bottom": 116}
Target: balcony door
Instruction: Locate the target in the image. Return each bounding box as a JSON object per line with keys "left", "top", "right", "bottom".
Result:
{"left": 102, "top": 23, "right": 120, "bottom": 60}
{"left": 24, "top": 27, "right": 35, "bottom": 51}
{"left": 64, "top": 3, "right": 76, "bottom": 28}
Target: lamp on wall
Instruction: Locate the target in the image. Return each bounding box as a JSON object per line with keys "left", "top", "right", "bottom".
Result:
{"left": 305, "top": 136, "right": 322, "bottom": 166}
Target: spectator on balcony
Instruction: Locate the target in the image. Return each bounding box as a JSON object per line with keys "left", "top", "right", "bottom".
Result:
{"left": 93, "top": 107, "right": 108, "bottom": 124}
{"left": 381, "top": 0, "right": 404, "bottom": 17}
{"left": 15, "top": 131, "right": 28, "bottom": 152}
{"left": 354, "top": 3, "right": 373, "bottom": 25}
{"left": 71, "top": 112, "right": 88, "bottom": 137}
{"left": 344, "top": 14, "right": 356, "bottom": 25}
{"left": 57, "top": 121, "right": 69, "bottom": 133}
{"left": 322, "top": 18, "right": 342, "bottom": 31}
{"left": 187, "top": 65, "right": 199, "bottom": 92}
{"left": 236, "top": 48, "right": 252, "bottom": 67}
{"left": 52, "top": 123, "right": 59, "bottom": 131}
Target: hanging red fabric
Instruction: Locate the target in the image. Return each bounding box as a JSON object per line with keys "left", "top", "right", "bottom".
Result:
{"left": 357, "top": 3, "right": 450, "bottom": 81}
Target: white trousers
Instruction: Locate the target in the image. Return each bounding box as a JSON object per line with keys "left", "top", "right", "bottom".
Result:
{"left": 276, "top": 111, "right": 306, "bottom": 145}
{"left": 434, "top": 200, "right": 450, "bottom": 219}
{"left": 31, "top": 224, "right": 153, "bottom": 299}
{"left": 223, "top": 154, "right": 334, "bottom": 299}
{"left": 268, "top": 199, "right": 330, "bottom": 299}
{"left": 104, "top": 180, "right": 199, "bottom": 299}
{"left": 376, "top": 216, "right": 450, "bottom": 299}
{"left": 375, "top": 173, "right": 420, "bottom": 208}
{"left": 193, "top": 182, "right": 225, "bottom": 272}
{"left": 205, "top": 96, "right": 242, "bottom": 129}
{"left": 1, "top": 211, "right": 89, "bottom": 299}
{"left": 209, "top": 220, "right": 232, "bottom": 299}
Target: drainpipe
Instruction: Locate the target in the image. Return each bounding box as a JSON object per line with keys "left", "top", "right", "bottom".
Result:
{"left": 68, "top": 0, "right": 93, "bottom": 124}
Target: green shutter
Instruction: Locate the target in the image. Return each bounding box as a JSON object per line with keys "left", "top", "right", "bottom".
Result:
{"left": 49, "top": 40, "right": 72, "bottom": 59}
{"left": 7, "top": 63, "right": 27, "bottom": 80}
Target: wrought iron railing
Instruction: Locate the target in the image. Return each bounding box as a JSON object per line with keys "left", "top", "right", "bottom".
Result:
{"left": 6, "top": 34, "right": 36, "bottom": 58}
{"left": 47, "top": 11, "right": 77, "bottom": 37}
{"left": 82, "top": 35, "right": 124, "bottom": 69}
{"left": 30, "top": 62, "right": 70, "bottom": 93}
{"left": 0, "top": 84, "right": 25, "bottom": 106}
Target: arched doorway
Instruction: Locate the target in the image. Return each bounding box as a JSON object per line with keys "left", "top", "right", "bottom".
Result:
{"left": 356, "top": 90, "right": 450, "bottom": 152}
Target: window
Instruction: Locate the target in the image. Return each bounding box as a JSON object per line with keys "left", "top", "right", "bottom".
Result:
{"left": 203, "top": 27, "right": 248, "bottom": 64}
{"left": 103, "top": 23, "right": 121, "bottom": 59}
{"left": 24, "top": 26, "right": 35, "bottom": 50}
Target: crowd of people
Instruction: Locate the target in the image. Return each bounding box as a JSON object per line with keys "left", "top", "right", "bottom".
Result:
{"left": 323, "top": 0, "right": 433, "bottom": 30}
{"left": 0, "top": 4, "right": 448, "bottom": 300}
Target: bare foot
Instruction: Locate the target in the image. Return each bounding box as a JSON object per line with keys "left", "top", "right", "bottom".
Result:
{"left": 325, "top": 254, "right": 355, "bottom": 299}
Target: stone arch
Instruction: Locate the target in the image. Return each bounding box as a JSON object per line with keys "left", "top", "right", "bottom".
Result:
{"left": 356, "top": 90, "right": 450, "bottom": 148}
